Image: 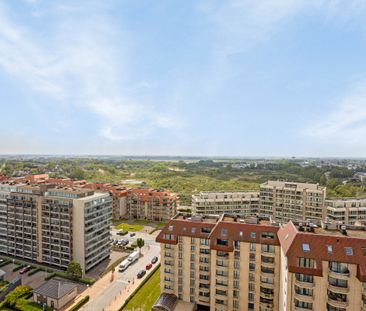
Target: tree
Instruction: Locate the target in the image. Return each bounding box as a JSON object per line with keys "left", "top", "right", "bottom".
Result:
{"left": 136, "top": 238, "right": 145, "bottom": 254}
{"left": 67, "top": 261, "right": 83, "bottom": 280}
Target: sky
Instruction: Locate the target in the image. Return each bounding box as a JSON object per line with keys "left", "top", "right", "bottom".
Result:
{"left": 1, "top": 0, "right": 366, "bottom": 157}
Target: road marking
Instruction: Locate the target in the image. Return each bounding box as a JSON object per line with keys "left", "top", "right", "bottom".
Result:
{"left": 117, "top": 279, "right": 129, "bottom": 284}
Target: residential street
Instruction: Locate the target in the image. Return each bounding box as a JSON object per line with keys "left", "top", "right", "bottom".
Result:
{"left": 77, "top": 230, "right": 160, "bottom": 311}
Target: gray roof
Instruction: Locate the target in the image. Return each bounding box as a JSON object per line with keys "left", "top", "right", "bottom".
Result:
{"left": 34, "top": 279, "right": 77, "bottom": 299}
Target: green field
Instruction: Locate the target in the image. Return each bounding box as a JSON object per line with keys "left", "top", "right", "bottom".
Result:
{"left": 122, "top": 268, "right": 160, "bottom": 311}
{"left": 115, "top": 223, "right": 144, "bottom": 232}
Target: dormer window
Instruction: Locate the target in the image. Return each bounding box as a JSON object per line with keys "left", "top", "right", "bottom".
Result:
{"left": 327, "top": 245, "right": 333, "bottom": 254}
{"left": 345, "top": 247, "right": 353, "bottom": 256}
{"left": 302, "top": 243, "right": 310, "bottom": 252}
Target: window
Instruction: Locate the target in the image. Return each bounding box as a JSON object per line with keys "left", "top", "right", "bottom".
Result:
{"left": 302, "top": 243, "right": 310, "bottom": 252}
{"left": 239, "top": 231, "right": 243, "bottom": 237}
{"left": 217, "top": 239, "right": 228, "bottom": 246}
{"left": 221, "top": 228, "right": 228, "bottom": 236}
{"left": 345, "top": 247, "right": 353, "bottom": 256}
{"left": 327, "top": 245, "right": 333, "bottom": 254}
{"left": 250, "top": 232, "right": 256, "bottom": 239}
{"left": 192, "top": 227, "right": 196, "bottom": 234}
{"left": 261, "top": 232, "right": 275, "bottom": 239}
{"left": 362, "top": 247, "right": 366, "bottom": 256}
{"left": 297, "top": 257, "right": 316, "bottom": 269}
{"left": 168, "top": 225, "right": 173, "bottom": 231}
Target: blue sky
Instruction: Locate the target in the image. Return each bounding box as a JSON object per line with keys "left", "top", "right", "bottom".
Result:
{"left": 1, "top": 0, "right": 366, "bottom": 157}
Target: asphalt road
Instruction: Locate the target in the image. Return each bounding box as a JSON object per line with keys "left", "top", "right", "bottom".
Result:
{"left": 82, "top": 230, "right": 160, "bottom": 311}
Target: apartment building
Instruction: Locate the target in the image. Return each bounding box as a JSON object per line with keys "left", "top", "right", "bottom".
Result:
{"left": 277, "top": 220, "right": 366, "bottom": 311}
{"left": 192, "top": 191, "right": 260, "bottom": 216}
{"left": 127, "top": 188, "right": 178, "bottom": 221}
{"left": 156, "top": 214, "right": 366, "bottom": 311}
{"left": 83, "top": 183, "right": 127, "bottom": 220}
{"left": 0, "top": 183, "right": 20, "bottom": 255}
{"left": 155, "top": 214, "right": 281, "bottom": 311}
{"left": 260, "top": 181, "right": 326, "bottom": 223}
{"left": 0, "top": 183, "right": 112, "bottom": 273}
{"left": 326, "top": 198, "right": 366, "bottom": 225}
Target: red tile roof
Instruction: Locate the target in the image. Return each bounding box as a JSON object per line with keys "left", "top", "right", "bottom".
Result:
{"left": 278, "top": 222, "right": 366, "bottom": 280}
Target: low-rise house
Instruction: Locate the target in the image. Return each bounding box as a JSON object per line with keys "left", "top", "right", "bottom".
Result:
{"left": 33, "top": 279, "right": 78, "bottom": 310}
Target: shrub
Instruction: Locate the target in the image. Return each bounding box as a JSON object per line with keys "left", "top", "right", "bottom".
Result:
{"left": 69, "top": 296, "right": 90, "bottom": 311}
{"left": 28, "top": 267, "right": 43, "bottom": 276}
{"left": 0, "top": 259, "right": 11, "bottom": 268}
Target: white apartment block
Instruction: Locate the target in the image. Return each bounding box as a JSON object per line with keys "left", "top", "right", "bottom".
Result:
{"left": 192, "top": 192, "right": 259, "bottom": 216}
{"left": 326, "top": 198, "right": 366, "bottom": 225}
{"left": 0, "top": 182, "right": 112, "bottom": 273}
{"left": 259, "top": 181, "right": 326, "bottom": 223}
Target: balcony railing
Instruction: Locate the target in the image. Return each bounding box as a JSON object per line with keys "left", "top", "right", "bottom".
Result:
{"left": 327, "top": 297, "right": 348, "bottom": 308}
{"left": 328, "top": 269, "right": 350, "bottom": 280}
{"left": 328, "top": 284, "right": 349, "bottom": 294}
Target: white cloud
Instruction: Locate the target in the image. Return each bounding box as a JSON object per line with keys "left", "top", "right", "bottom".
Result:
{"left": 302, "top": 78, "right": 366, "bottom": 143}
{"left": 0, "top": 2, "right": 184, "bottom": 141}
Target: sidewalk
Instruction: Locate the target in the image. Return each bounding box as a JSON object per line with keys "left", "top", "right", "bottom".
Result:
{"left": 103, "top": 270, "right": 152, "bottom": 311}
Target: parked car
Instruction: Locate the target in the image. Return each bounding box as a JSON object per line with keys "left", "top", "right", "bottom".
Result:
{"left": 121, "top": 239, "right": 129, "bottom": 246}
{"left": 146, "top": 263, "right": 152, "bottom": 270}
{"left": 151, "top": 256, "right": 158, "bottom": 264}
{"left": 19, "top": 265, "right": 31, "bottom": 274}
{"left": 130, "top": 233, "right": 136, "bottom": 237}
{"left": 137, "top": 270, "right": 146, "bottom": 278}
{"left": 119, "top": 259, "right": 130, "bottom": 272}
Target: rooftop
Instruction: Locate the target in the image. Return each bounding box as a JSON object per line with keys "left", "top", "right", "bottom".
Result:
{"left": 262, "top": 180, "right": 325, "bottom": 191}
{"left": 33, "top": 278, "right": 77, "bottom": 299}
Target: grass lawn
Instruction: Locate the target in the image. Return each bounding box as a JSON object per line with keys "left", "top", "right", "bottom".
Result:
{"left": 122, "top": 268, "right": 160, "bottom": 311}
{"left": 115, "top": 223, "right": 144, "bottom": 232}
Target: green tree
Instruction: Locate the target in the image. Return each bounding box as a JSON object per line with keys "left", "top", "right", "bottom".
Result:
{"left": 69, "top": 167, "right": 85, "bottom": 180}
{"left": 137, "top": 238, "right": 145, "bottom": 254}
{"left": 67, "top": 261, "right": 83, "bottom": 280}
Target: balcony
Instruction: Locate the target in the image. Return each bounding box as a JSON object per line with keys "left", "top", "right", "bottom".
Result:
{"left": 328, "top": 284, "right": 349, "bottom": 294}
{"left": 294, "top": 293, "right": 313, "bottom": 304}
{"left": 327, "top": 297, "right": 348, "bottom": 308}
{"left": 261, "top": 261, "right": 275, "bottom": 269}
{"left": 295, "top": 279, "right": 314, "bottom": 288}
{"left": 261, "top": 281, "right": 275, "bottom": 289}
{"left": 259, "top": 302, "right": 274, "bottom": 310}
{"left": 260, "top": 292, "right": 274, "bottom": 300}
{"left": 328, "top": 269, "right": 350, "bottom": 280}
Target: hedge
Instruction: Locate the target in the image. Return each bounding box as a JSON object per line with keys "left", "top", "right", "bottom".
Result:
{"left": 28, "top": 267, "right": 44, "bottom": 276}
{"left": 45, "top": 272, "right": 95, "bottom": 285}
{"left": 69, "top": 296, "right": 90, "bottom": 311}
{"left": 0, "top": 259, "right": 11, "bottom": 268}
{"left": 117, "top": 263, "right": 161, "bottom": 311}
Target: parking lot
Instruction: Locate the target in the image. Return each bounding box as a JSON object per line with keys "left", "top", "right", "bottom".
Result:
{"left": 1, "top": 263, "right": 50, "bottom": 290}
